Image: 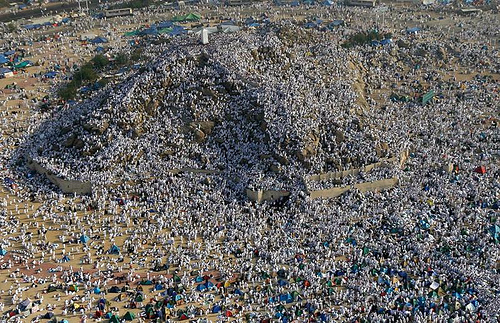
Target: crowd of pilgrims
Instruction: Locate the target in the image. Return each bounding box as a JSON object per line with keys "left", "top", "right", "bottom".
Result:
{"left": 0, "top": 4, "right": 498, "bottom": 323}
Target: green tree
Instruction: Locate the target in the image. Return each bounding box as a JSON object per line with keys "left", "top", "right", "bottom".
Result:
{"left": 91, "top": 54, "right": 109, "bottom": 69}
{"left": 58, "top": 84, "right": 77, "bottom": 101}
{"left": 7, "top": 23, "right": 17, "bottom": 33}
{"left": 114, "top": 53, "right": 129, "bottom": 66}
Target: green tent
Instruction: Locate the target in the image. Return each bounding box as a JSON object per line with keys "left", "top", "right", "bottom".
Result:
{"left": 422, "top": 90, "right": 434, "bottom": 105}
{"left": 123, "top": 311, "right": 136, "bottom": 321}
{"left": 14, "top": 61, "right": 30, "bottom": 69}
{"left": 109, "top": 315, "right": 120, "bottom": 323}
{"left": 135, "top": 293, "right": 144, "bottom": 302}
{"left": 124, "top": 30, "right": 140, "bottom": 37}
{"left": 171, "top": 15, "right": 185, "bottom": 22}
{"left": 171, "top": 13, "right": 201, "bottom": 22}
{"left": 184, "top": 13, "right": 201, "bottom": 21}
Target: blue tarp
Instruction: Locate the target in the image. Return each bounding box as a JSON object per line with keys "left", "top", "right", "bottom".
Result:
{"left": 0, "top": 56, "right": 9, "bottom": 64}
{"left": 95, "top": 46, "right": 105, "bottom": 52}
{"left": 4, "top": 50, "right": 15, "bottom": 56}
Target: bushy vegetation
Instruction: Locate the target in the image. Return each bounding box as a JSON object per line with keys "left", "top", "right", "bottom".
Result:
{"left": 114, "top": 52, "right": 129, "bottom": 66}
{"left": 91, "top": 54, "right": 109, "bottom": 69}
{"left": 58, "top": 55, "right": 106, "bottom": 101}
{"left": 342, "top": 30, "right": 392, "bottom": 48}
{"left": 58, "top": 51, "right": 141, "bottom": 101}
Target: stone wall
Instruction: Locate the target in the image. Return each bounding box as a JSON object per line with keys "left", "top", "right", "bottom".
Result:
{"left": 308, "top": 178, "right": 399, "bottom": 199}
{"left": 27, "top": 159, "right": 92, "bottom": 195}
{"left": 246, "top": 189, "right": 290, "bottom": 203}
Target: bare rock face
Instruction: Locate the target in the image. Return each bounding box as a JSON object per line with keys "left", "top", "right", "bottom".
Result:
{"left": 375, "top": 142, "right": 390, "bottom": 157}
{"left": 190, "top": 121, "right": 215, "bottom": 143}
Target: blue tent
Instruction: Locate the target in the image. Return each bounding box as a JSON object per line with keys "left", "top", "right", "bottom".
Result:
{"left": 380, "top": 38, "right": 392, "bottom": 45}
{"left": 23, "top": 24, "right": 38, "bottom": 30}
{"left": 79, "top": 86, "right": 91, "bottom": 93}
{"left": 140, "top": 25, "right": 158, "bottom": 36}
{"left": 4, "top": 50, "right": 15, "bottom": 56}
{"left": 212, "top": 305, "right": 222, "bottom": 313}
{"left": 109, "top": 245, "right": 120, "bottom": 255}
{"left": 196, "top": 284, "right": 207, "bottom": 292}
{"left": 44, "top": 71, "right": 58, "bottom": 78}
{"left": 322, "top": 0, "right": 333, "bottom": 5}
{"left": 304, "top": 22, "right": 317, "bottom": 29}
{"left": 0, "top": 68, "right": 12, "bottom": 76}
{"left": 169, "top": 25, "right": 186, "bottom": 36}
{"left": 0, "top": 249, "right": 7, "bottom": 256}
{"left": 62, "top": 255, "right": 70, "bottom": 262}
{"left": 157, "top": 21, "right": 173, "bottom": 28}
{"left": 90, "top": 37, "right": 108, "bottom": 44}
{"left": 234, "top": 289, "right": 243, "bottom": 295}
{"left": 96, "top": 46, "right": 105, "bottom": 52}
{"left": 94, "top": 287, "right": 101, "bottom": 294}
{"left": 407, "top": 27, "right": 421, "bottom": 34}
{"left": 155, "top": 284, "right": 164, "bottom": 290}
{"left": 80, "top": 235, "right": 90, "bottom": 244}
{"left": 489, "top": 225, "right": 499, "bottom": 242}
{"left": 0, "top": 56, "right": 9, "bottom": 64}
{"left": 278, "top": 279, "right": 288, "bottom": 286}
